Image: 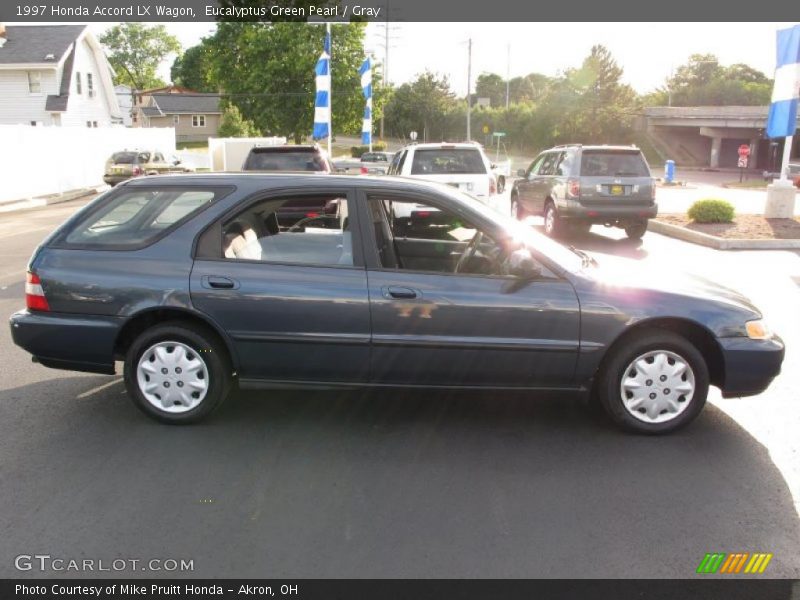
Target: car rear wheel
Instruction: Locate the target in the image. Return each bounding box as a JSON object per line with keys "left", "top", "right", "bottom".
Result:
{"left": 497, "top": 176, "right": 506, "bottom": 194}
{"left": 124, "top": 322, "right": 231, "bottom": 424}
{"left": 544, "top": 201, "right": 563, "bottom": 238}
{"left": 596, "top": 330, "right": 708, "bottom": 434}
{"left": 511, "top": 195, "right": 526, "bottom": 221}
{"left": 625, "top": 220, "right": 648, "bottom": 240}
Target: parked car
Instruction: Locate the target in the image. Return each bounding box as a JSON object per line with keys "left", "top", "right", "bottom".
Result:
{"left": 241, "top": 144, "right": 333, "bottom": 173}
{"left": 10, "top": 174, "right": 783, "bottom": 433}
{"left": 387, "top": 142, "right": 497, "bottom": 201}
{"left": 511, "top": 144, "right": 657, "bottom": 239}
{"left": 360, "top": 151, "right": 393, "bottom": 175}
{"left": 103, "top": 150, "right": 191, "bottom": 186}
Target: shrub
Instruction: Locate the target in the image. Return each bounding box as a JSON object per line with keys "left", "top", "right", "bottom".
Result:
{"left": 350, "top": 142, "right": 388, "bottom": 158}
{"left": 687, "top": 199, "right": 735, "bottom": 223}
{"left": 217, "top": 104, "right": 258, "bottom": 138}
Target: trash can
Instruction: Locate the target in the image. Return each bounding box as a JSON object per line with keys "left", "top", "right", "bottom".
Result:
{"left": 664, "top": 160, "right": 675, "bottom": 184}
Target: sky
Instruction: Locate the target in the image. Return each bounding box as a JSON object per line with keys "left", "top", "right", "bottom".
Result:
{"left": 31, "top": 21, "right": 800, "bottom": 94}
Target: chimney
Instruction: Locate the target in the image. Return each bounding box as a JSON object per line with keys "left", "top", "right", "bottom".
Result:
{"left": 0, "top": 23, "right": 6, "bottom": 48}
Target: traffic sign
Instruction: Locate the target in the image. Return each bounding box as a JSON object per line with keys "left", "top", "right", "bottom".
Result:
{"left": 482, "top": 124, "right": 490, "bottom": 134}
{"left": 738, "top": 144, "right": 751, "bottom": 157}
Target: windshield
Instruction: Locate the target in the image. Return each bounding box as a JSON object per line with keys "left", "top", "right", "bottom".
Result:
{"left": 433, "top": 184, "right": 584, "bottom": 272}
{"left": 111, "top": 152, "right": 139, "bottom": 165}
{"left": 410, "top": 148, "right": 488, "bottom": 175}
{"left": 580, "top": 151, "right": 650, "bottom": 177}
{"left": 244, "top": 150, "right": 328, "bottom": 172}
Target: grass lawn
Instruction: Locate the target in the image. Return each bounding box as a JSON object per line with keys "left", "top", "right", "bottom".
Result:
{"left": 722, "top": 179, "right": 770, "bottom": 189}
{"left": 177, "top": 141, "right": 209, "bottom": 151}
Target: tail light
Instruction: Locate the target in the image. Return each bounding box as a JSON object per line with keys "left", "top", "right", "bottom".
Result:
{"left": 567, "top": 179, "right": 581, "bottom": 198}
{"left": 25, "top": 272, "right": 50, "bottom": 312}
{"left": 132, "top": 166, "right": 142, "bottom": 176}
{"left": 360, "top": 166, "right": 368, "bottom": 175}
{"left": 489, "top": 176, "right": 497, "bottom": 195}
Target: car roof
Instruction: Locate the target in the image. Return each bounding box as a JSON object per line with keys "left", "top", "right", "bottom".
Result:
{"left": 544, "top": 144, "right": 641, "bottom": 152}
{"left": 249, "top": 145, "right": 321, "bottom": 152}
{"left": 403, "top": 142, "right": 484, "bottom": 150}
{"left": 120, "top": 172, "right": 458, "bottom": 193}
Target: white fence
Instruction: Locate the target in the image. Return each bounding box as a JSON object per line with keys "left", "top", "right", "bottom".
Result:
{"left": 0, "top": 125, "right": 176, "bottom": 203}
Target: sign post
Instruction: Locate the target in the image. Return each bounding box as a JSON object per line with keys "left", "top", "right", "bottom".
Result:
{"left": 737, "top": 144, "right": 750, "bottom": 182}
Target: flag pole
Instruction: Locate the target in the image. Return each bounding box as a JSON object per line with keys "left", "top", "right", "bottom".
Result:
{"left": 326, "top": 22, "right": 332, "bottom": 158}
{"left": 780, "top": 135, "right": 793, "bottom": 181}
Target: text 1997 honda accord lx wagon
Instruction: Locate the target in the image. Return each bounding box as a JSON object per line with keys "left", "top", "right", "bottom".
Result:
{"left": 9, "top": 174, "right": 784, "bottom": 433}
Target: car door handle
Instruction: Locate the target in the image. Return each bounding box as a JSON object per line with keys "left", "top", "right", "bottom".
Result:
{"left": 203, "top": 276, "right": 237, "bottom": 290}
{"left": 385, "top": 286, "right": 419, "bottom": 300}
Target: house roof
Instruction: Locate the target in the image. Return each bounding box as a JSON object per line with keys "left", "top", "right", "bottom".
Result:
{"left": 0, "top": 25, "right": 86, "bottom": 64}
{"left": 148, "top": 93, "right": 222, "bottom": 115}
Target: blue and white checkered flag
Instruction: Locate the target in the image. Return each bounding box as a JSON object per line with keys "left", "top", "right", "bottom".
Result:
{"left": 767, "top": 24, "right": 800, "bottom": 139}
{"left": 359, "top": 56, "right": 372, "bottom": 146}
{"left": 312, "top": 31, "right": 331, "bottom": 140}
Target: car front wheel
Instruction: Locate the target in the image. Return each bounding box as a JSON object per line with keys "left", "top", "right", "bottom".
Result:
{"left": 511, "top": 195, "right": 526, "bottom": 221}
{"left": 124, "top": 321, "right": 232, "bottom": 424}
{"left": 596, "top": 330, "right": 709, "bottom": 434}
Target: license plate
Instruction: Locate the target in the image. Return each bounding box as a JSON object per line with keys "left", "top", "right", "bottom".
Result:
{"left": 610, "top": 185, "right": 624, "bottom": 195}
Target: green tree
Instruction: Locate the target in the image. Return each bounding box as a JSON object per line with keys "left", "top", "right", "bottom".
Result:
{"left": 205, "top": 23, "right": 379, "bottom": 144}
{"left": 384, "top": 71, "right": 457, "bottom": 141}
{"left": 171, "top": 43, "right": 216, "bottom": 92}
{"left": 99, "top": 23, "right": 181, "bottom": 90}
{"left": 658, "top": 54, "right": 772, "bottom": 106}
{"left": 475, "top": 72, "right": 506, "bottom": 108}
{"left": 217, "top": 103, "right": 259, "bottom": 137}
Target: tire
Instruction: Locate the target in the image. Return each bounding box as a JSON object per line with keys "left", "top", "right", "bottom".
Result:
{"left": 543, "top": 201, "right": 563, "bottom": 238}
{"left": 625, "top": 220, "right": 648, "bottom": 240}
{"left": 124, "top": 321, "right": 232, "bottom": 424}
{"left": 596, "top": 330, "right": 709, "bottom": 434}
{"left": 497, "top": 176, "right": 506, "bottom": 194}
{"left": 510, "top": 194, "right": 526, "bottom": 221}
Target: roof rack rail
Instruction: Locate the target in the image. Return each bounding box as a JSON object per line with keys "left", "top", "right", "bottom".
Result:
{"left": 551, "top": 143, "right": 582, "bottom": 149}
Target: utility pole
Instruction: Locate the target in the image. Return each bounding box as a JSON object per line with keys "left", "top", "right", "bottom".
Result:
{"left": 505, "top": 43, "right": 510, "bottom": 109}
{"left": 466, "top": 37, "right": 472, "bottom": 141}
{"left": 381, "top": 17, "right": 388, "bottom": 139}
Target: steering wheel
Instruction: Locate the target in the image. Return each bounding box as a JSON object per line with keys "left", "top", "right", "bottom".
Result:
{"left": 288, "top": 215, "right": 331, "bottom": 232}
{"left": 454, "top": 231, "right": 484, "bottom": 273}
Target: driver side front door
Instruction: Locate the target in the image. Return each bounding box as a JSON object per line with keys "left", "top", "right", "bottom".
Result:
{"left": 358, "top": 191, "right": 581, "bottom": 388}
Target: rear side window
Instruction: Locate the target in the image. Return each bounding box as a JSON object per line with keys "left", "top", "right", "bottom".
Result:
{"left": 410, "top": 148, "right": 487, "bottom": 175}
{"left": 60, "top": 187, "right": 231, "bottom": 248}
{"left": 243, "top": 150, "right": 327, "bottom": 172}
{"left": 580, "top": 151, "right": 649, "bottom": 177}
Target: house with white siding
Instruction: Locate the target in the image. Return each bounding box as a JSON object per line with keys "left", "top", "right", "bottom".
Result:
{"left": 0, "top": 24, "right": 121, "bottom": 127}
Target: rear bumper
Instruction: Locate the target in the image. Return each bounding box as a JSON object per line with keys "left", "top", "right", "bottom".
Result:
{"left": 559, "top": 200, "right": 658, "bottom": 221}
{"left": 718, "top": 335, "right": 785, "bottom": 398}
{"left": 103, "top": 174, "right": 129, "bottom": 185}
{"left": 9, "top": 310, "right": 122, "bottom": 375}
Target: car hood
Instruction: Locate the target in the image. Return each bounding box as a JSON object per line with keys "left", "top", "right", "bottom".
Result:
{"left": 580, "top": 260, "right": 761, "bottom": 315}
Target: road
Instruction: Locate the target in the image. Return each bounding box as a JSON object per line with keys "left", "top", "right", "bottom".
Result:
{"left": 1, "top": 194, "right": 799, "bottom": 578}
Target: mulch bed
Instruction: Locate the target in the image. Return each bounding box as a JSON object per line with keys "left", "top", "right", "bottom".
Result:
{"left": 656, "top": 214, "right": 800, "bottom": 240}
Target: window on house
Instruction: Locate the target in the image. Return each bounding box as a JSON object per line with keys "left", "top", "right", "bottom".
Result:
{"left": 27, "top": 71, "right": 42, "bottom": 93}
{"left": 87, "top": 73, "right": 94, "bottom": 98}
{"left": 92, "top": 121, "right": 98, "bottom": 128}
{"left": 192, "top": 115, "right": 206, "bottom": 128}
{"left": 75, "top": 72, "right": 82, "bottom": 95}
{"left": 173, "top": 115, "right": 180, "bottom": 125}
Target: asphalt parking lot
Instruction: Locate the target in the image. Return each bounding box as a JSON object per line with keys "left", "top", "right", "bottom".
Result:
{"left": 1, "top": 194, "right": 799, "bottom": 578}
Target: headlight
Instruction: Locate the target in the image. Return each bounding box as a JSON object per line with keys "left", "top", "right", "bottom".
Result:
{"left": 745, "top": 319, "right": 772, "bottom": 340}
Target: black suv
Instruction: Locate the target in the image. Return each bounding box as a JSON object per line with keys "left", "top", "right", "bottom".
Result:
{"left": 242, "top": 144, "right": 333, "bottom": 173}
{"left": 511, "top": 145, "right": 657, "bottom": 239}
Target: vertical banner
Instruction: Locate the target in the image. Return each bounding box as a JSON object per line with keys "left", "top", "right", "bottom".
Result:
{"left": 360, "top": 56, "right": 373, "bottom": 150}
{"left": 313, "top": 28, "right": 332, "bottom": 144}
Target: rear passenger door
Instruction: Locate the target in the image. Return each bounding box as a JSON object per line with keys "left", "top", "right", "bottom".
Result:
{"left": 527, "top": 152, "right": 559, "bottom": 214}
{"left": 190, "top": 187, "right": 371, "bottom": 384}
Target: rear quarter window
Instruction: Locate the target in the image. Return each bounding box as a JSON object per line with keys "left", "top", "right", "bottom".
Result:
{"left": 580, "top": 151, "right": 650, "bottom": 177}
{"left": 57, "top": 186, "right": 233, "bottom": 249}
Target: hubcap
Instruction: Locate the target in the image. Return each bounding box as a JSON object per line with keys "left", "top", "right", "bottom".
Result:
{"left": 136, "top": 341, "right": 209, "bottom": 414}
{"left": 619, "top": 350, "right": 695, "bottom": 423}
{"left": 511, "top": 199, "right": 519, "bottom": 219}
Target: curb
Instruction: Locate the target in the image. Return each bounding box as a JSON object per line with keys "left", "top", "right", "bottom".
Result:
{"left": 649, "top": 219, "right": 800, "bottom": 250}
{"left": 0, "top": 186, "right": 105, "bottom": 214}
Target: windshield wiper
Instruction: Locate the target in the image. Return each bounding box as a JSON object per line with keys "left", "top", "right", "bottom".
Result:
{"left": 568, "top": 245, "right": 596, "bottom": 268}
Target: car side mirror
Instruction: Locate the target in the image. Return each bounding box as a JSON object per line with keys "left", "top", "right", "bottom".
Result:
{"left": 516, "top": 169, "right": 526, "bottom": 177}
{"left": 508, "top": 248, "right": 541, "bottom": 280}
{"left": 173, "top": 159, "right": 181, "bottom": 165}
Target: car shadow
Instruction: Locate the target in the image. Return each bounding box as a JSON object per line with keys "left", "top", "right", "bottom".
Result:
{"left": 1, "top": 376, "right": 798, "bottom": 580}
{"left": 527, "top": 221, "right": 650, "bottom": 260}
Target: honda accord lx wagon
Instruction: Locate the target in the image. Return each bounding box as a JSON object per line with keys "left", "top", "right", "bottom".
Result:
{"left": 10, "top": 174, "right": 784, "bottom": 433}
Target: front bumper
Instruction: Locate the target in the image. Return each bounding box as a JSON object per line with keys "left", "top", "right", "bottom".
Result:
{"left": 718, "top": 335, "right": 785, "bottom": 398}
{"left": 9, "top": 310, "right": 122, "bottom": 375}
